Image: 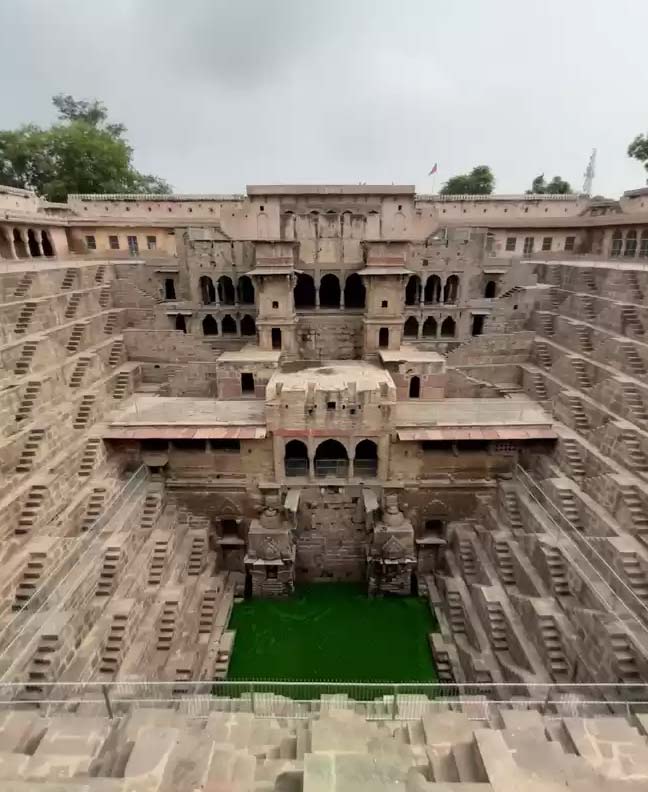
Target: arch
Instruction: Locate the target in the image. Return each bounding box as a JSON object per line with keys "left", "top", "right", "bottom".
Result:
{"left": 409, "top": 376, "right": 420, "bottom": 398}
{"left": 422, "top": 316, "right": 437, "bottom": 337}
{"left": 284, "top": 439, "right": 308, "bottom": 477}
{"left": 199, "top": 275, "right": 216, "bottom": 305}
{"left": 240, "top": 314, "right": 256, "bottom": 336}
{"left": 221, "top": 314, "right": 237, "bottom": 334}
{"left": 344, "top": 272, "right": 366, "bottom": 308}
{"left": 354, "top": 439, "right": 378, "bottom": 478}
{"left": 472, "top": 315, "right": 485, "bottom": 336}
{"left": 217, "top": 275, "right": 235, "bottom": 305}
{"left": 403, "top": 316, "right": 418, "bottom": 337}
{"left": 294, "top": 273, "right": 316, "bottom": 308}
{"left": 0, "top": 230, "right": 11, "bottom": 259}
{"left": 319, "top": 273, "right": 341, "bottom": 308}
{"left": 271, "top": 327, "right": 282, "bottom": 349}
{"left": 624, "top": 230, "right": 638, "bottom": 257}
{"left": 164, "top": 278, "right": 176, "bottom": 300}
{"left": 440, "top": 316, "right": 456, "bottom": 338}
{"left": 484, "top": 280, "right": 496, "bottom": 298}
{"left": 378, "top": 327, "right": 389, "bottom": 348}
{"left": 41, "top": 230, "right": 54, "bottom": 257}
{"left": 405, "top": 275, "right": 421, "bottom": 305}
{"left": 611, "top": 230, "right": 623, "bottom": 257}
{"left": 424, "top": 275, "right": 441, "bottom": 304}
{"left": 175, "top": 314, "right": 187, "bottom": 333}
{"left": 27, "top": 229, "right": 41, "bottom": 257}
{"left": 640, "top": 230, "right": 648, "bottom": 258}
{"left": 314, "top": 439, "right": 348, "bottom": 478}
{"left": 202, "top": 314, "right": 218, "bottom": 336}
{"left": 237, "top": 275, "right": 255, "bottom": 304}
{"left": 443, "top": 275, "right": 459, "bottom": 303}
{"left": 13, "top": 229, "right": 27, "bottom": 258}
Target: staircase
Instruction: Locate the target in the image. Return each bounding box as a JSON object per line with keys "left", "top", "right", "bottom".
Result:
{"left": 94, "top": 265, "right": 106, "bottom": 284}
{"left": 433, "top": 648, "right": 455, "bottom": 684}
{"left": 141, "top": 493, "right": 162, "bottom": 529}
{"left": 446, "top": 591, "right": 466, "bottom": 635}
{"left": 12, "top": 549, "right": 47, "bottom": 611}
{"left": 13, "top": 273, "right": 33, "bottom": 298}
{"left": 147, "top": 537, "right": 170, "bottom": 585}
{"left": 538, "top": 615, "right": 569, "bottom": 678}
{"left": 198, "top": 590, "right": 219, "bottom": 635}
{"left": 581, "top": 269, "right": 596, "bottom": 292}
{"left": 187, "top": 533, "right": 206, "bottom": 575}
{"left": 549, "top": 288, "right": 561, "bottom": 310}
{"left": 622, "top": 306, "right": 645, "bottom": 336}
{"left": 112, "top": 371, "right": 130, "bottom": 399}
{"left": 547, "top": 266, "right": 561, "bottom": 287}
{"left": 561, "top": 438, "right": 585, "bottom": 479}
{"left": 81, "top": 486, "right": 108, "bottom": 531}
{"left": 64, "top": 293, "right": 82, "bottom": 319}
{"left": 621, "top": 430, "right": 648, "bottom": 473}
{"left": 535, "top": 341, "right": 552, "bottom": 369}
{"left": 544, "top": 546, "right": 570, "bottom": 595}
{"left": 581, "top": 296, "right": 596, "bottom": 322}
{"left": 107, "top": 339, "right": 124, "bottom": 367}
{"left": 566, "top": 394, "right": 589, "bottom": 432}
{"left": 618, "top": 485, "right": 648, "bottom": 540}
{"left": 69, "top": 356, "right": 92, "bottom": 388}
{"left": 557, "top": 489, "right": 582, "bottom": 530}
{"left": 16, "top": 485, "right": 48, "bottom": 534}
{"left": 78, "top": 438, "right": 102, "bottom": 477}
{"left": 486, "top": 602, "right": 508, "bottom": 651}
{"left": 627, "top": 271, "right": 644, "bottom": 302}
{"left": 14, "top": 302, "right": 37, "bottom": 335}
{"left": 623, "top": 384, "right": 648, "bottom": 423}
{"left": 99, "top": 613, "right": 128, "bottom": 674}
{"left": 494, "top": 540, "right": 515, "bottom": 586}
{"left": 27, "top": 634, "right": 60, "bottom": 689}
{"left": 156, "top": 600, "right": 179, "bottom": 651}
{"left": 623, "top": 344, "right": 646, "bottom": 377}
{"left": 73, "top": 394, "right": 96, "bottom": 429}
{"left": 570, "top": 358, "right": 591, "bottom": 390}
{"left": 65, "top": 323, "right": 85, "bottom": 354}
{"left": 531, "top": 372, "right": 548, "bottom": 401}
{"left": 98, "top": 287, "right": 111, "bottom": 308}
{"left": 576, "top": 326, "right": 593, "bottom": 354}
{"left": 15, "top": 428, "right": 46, "bottom": 472}
{"left": 619, "top": 551, "right": 648, "bottom": 601}
{"left": 13, "top": 341, "right": 38, "bottom": 375}
{"left": 15, "top": 381, "right": 41, "bottom": 423}
{"left": 60, "top": 268, "right": 76, "bottom": 290}
{"left": 537, "top": 313, "right": 554, "bottom": 335}
{"left": 104, "top": 312, "right": 118, "bottom": 334}
{"left": 96, "top": 546, "right": 121, "bottom": 597}
{"left": 611, "top": 634, "right": 641, "bottom": 683}
{"left": 504, "top": 490, "right": 522, "bottom": 530}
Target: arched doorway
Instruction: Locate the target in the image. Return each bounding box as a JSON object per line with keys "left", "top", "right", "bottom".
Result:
{"left": 484, "top": 280, "right": 496, "bottom": 298}
{"left": 378, "top": 327, "right": 389, "bottom": 348}
{"left": 344, "top": 273, "right": 365, "bottom": 308}
{"left": 13, "top": 230, "right": 27, "bottom": 258}
{"left": 237, "top": 275, "right": 255, "bottom": 304}
{"left": 164, "top": 278, "right": 176, "bottom": 300}
{"left": 27, "top": 229, "right": 41, "bottom": 257}
{"left": 424, "top": 275, "right": 441, "bottom": 304}
{"left": 403, "top": 317, "right": 418, "bottom": 338}
{"left": 218, "top": 275, "right": 235, "bottom": 305}
{"left": 440, "top": 316, "right": 456, "bottom": 338}
{"left": 271, "top": 327, "right": 282, "bottom": 349}
{"left": 202, "top": 315, "right": 218, "bottom": 335}
{"left": 409, "top": 376, "right": 420, "bottom": 398}
{"left": 41, "top": 230, "right": 54, "bottom": 257}
{"left": 319, "top": 274, "right": 341, "bottom": 308}
{"left": 240, "top": 315, "right": 256, "bottom": 336}
{"left": 284, "top": 439, "right": 308, "bottom": 477}
{"left": 175, "top": 314, "right": 187, "bottom": 333}
{"left": 444, "top": 275, "right": 459, "bottom": 303}
{"left": 611, "top": 230, "right": 623, "bottom": 257}
{"left": 314, "top": 439, "right": 348, "bottom": 478}
{"left": 294, "top": 273, "right": 316, "bottom": 308}
{"left": 472, "top": 315, "right": 485, "bottom": 336}
{"left": 354, "top": 439, "right": 377, "bottom": 478}
{"left": 405, "top": 275, "right": 421, "bottom": 306}
{"left": 199, "top": 276, "right": 216, "bottom": 305}
{"left": 222, "top": 314, "right": 237, "bottom": 334}
{"left": 422, "top": 317, "right": 437, "bottom": 337}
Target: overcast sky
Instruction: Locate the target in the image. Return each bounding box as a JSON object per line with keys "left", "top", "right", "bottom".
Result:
{"left": 1, "top": 0, "right": 647, "bottom": 197}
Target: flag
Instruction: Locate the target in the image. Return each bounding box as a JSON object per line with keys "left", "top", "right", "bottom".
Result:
{"left": 428, "top": 163, "right": 438, "bottom": 176}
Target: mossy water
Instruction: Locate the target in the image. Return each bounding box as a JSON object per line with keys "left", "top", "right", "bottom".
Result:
{"left": 227, "top": 583, "right": 438, "bottom": 682}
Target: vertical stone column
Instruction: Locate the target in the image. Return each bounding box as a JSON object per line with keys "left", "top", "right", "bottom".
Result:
{"left": 20, "top": 229, "right": 32, "bottom": 258}
{"left": 33, "top": 231, "right": 43, "bottom": 257}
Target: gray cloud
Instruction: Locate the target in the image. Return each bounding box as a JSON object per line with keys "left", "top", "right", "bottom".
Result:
{"left": 0, "top": 0, "right": 646, "bottom": 196}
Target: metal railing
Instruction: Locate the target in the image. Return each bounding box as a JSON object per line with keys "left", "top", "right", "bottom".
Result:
{"left": 285, "top": 459, "right": 308, "bottom": 477}
{"left": 1, "top": 680, "right": 647, "bottom": 721}
{"left": 314, "top": 460, "right": 349, "bottom": 478}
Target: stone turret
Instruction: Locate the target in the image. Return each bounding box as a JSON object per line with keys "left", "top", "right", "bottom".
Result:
{"left": 367, "top": 494, "right": 416, "bottom": 596}
{"left": 244, "top": 495, "right": 296, "bottom": 597}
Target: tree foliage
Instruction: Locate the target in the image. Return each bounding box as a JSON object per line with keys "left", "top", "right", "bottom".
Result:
{"left": 628, "top": 133, "right": 648, "bottom": 174}
{"left": 0, "top": 94, "right": 170, "bottom": 202}
{"left": 528, "top": 173, "right": 572, "bottom": 194}
{"left": 440, "top": 165, "right": 494, "bottom": 195}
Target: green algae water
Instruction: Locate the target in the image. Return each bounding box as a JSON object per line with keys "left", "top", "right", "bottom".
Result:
{"left": 226, "top": 583, "right": 438, "bottom": 682}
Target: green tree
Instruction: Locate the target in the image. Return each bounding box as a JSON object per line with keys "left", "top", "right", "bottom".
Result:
{"left": 528, "top": 173, "right": 572, "bottom": 194}
{"left": 628, "top": 133, "right": 648, "bottom": 175}
{"left": 440, "top": 165, "right": 494, "bottom": 195}
{"left": 0, "top": 94, "right": 170, "bottom": 201}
